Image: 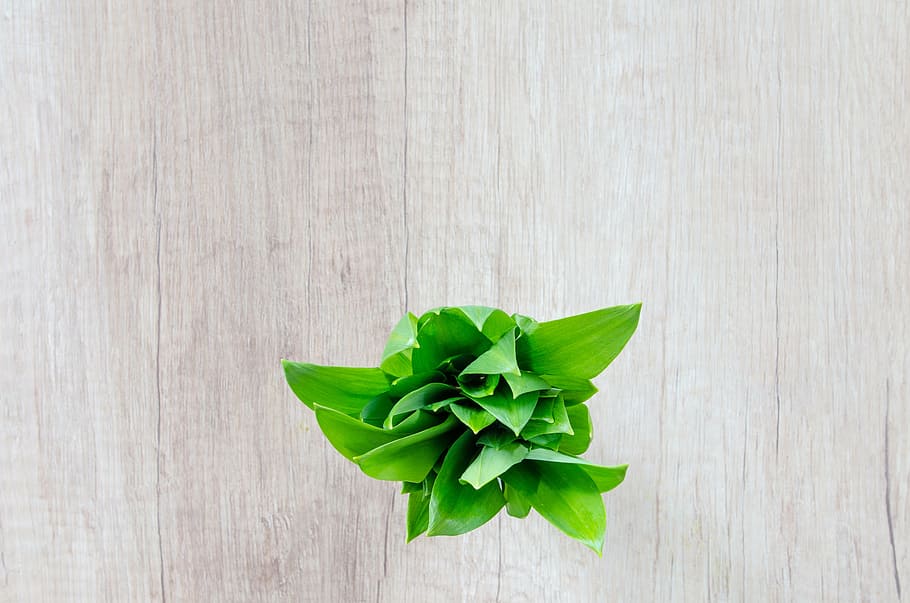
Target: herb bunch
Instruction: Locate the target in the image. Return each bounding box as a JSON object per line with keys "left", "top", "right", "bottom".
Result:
{"left": 282, "top": 303, "right": 640, "bottom": 553}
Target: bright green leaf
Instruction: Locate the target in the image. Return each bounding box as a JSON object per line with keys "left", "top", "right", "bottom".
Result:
{"left": 427, "top": 432, "right": 505, "bottom": 536}
{"left": 469, "top": 387, "right": 539, "bottom": 436}
{"left": 450, "top": 403, "right": 498, "bottom": 434}
{"left": 426, "top": 396, "right": 468, "bottom": 412}
{"left": 282, "top": 361, "right": 390, "bottom": 415}
{"left": 503, "top": 372, "right": 551, "bottom": 398}
{"left": 412, "top": 310, "right": 490, "bottom": 373}
{"left": 384, "top": 383, "right": 459, "bottom": 428}
{"left": 353, "top": 416, "right": 461, "bottom": 482}
{"left": 460, "top": 328, "right": 520, "bottom": 376}
{"left": 313, "top": 405, "right": 441, "bottom": 460}
{"left": 503, "top": 483, "right": 532, "bottom": 518}
{"left": 406, "top": 490, "right": 431, "bottom": 542}
{"left": 480, "top": 309, "right": 517, "bottom": 341}
{"left": 382, "top": 312, "right": 419, "bottom": 360}
{"left": 540, "top": 374, "right": 599, "bottom": 406}
{"left": 559, "top": 404, "right": 593, "bottom": 455}
{"left": 516, "top": 304, "right": 641, "bottom": 379}
{"left": 527, "top": 433, "right": 564, "bottom": 450}
{"left": 512, "top": 313, "right": 539, "bottom": 336}
{"left": 524, "top": 448, "right": 628, "bottom": 493}
{"left": 503, "top": 461, "right": 606, "bottom": 554}
{"left": 460, "top": 441, "right": 529, "bottom": 489}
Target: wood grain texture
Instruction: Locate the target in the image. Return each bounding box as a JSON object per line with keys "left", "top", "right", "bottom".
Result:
{"left": 2, "top": 2, "right": 908, "bottom": 601}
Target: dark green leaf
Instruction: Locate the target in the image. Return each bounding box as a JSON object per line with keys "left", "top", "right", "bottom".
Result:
{"left": 401, "top": 480, "right": 422, "bottom": 494}
{"left": 469, "top": 387, "right": 539, "bottom": 436}
{"left": 384, "top": 383, "right": 459, "bottom": 428}
{"left": 460, "top": 441, "right": 529, "bottom": 489}
{"left": 457, "top": 373, "right": 500, "bottom": 398}
{"left": 313, "top": 405, "right": 440, "bottom": 460}
{"left": 516, "top": 304, "right": 641, "bottom": 379}
{"left": 460, "top": 328, "right": 520, "bottom": 376}
{"left": 524, "top": 448, "right": 628, "bottom": 493}
{"left": 503, "top": 461, "right": 606, "bottom": 554}
{"left": 353, "top": 416, "right": 461, "bottom": 482}
{"left": 426, "top": 396, "right": 468, "bottom": 412}
{"left": 388, "top": 371, "right": 445, "bottom": 398}
{"left": 412, "top": 310, "right": 490, "bottom": 373}
{"left": 502, "top": 372, "right": 551, "bottom": 398}
{"left": 477, "top": 428, "right": 518, "bottom": 449}
{"left": 559, "top": 404, "right": 593, "bottom": 455}
{"left": 503, "top": 482, "right": 532, "bottom": 518}
{"left": 450, "top": 403, "right": 498, "bottom": 434}
{"left": 360, "top": 393, "right": 394, "bottom": 427}
{"left": 282, "top": 361, "right": 390, "bottom": 415}
{"left": 427, "top": 432, "right": 505, "bottom": 536}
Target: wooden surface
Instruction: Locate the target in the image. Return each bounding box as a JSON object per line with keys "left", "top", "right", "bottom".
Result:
{"left": 2, "top": 2, "right": 908, "bottom": 601}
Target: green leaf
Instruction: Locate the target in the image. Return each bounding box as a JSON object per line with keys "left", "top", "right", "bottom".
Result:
{"left": 521, "top": 397, "right": 573, "bottom": 439}
{"left": 502, "top": 372, "right": 551, "bottom": 398}
{"left": 480, "top": 309, "right": 517, "bottom": 341}
{"left": 384, "top": 383, "right": 459, "bottom": 428}
{"left": 524, "top": 448, "right": 628, "bottom": 493}
{"left": 527, "top": 433, "right": 563, "bottom": 450}
{"left": 540, "top": 374, "right": 599, "bottom": 406}
{"left": 360, "top": 393, "right": 394, "bottom": 427}
{"left": 512, "top": 313, "right": 539, "bottom": 336}
{"left": 427, "top": 431, "right": 505, "bottom": 536}
{"left": 282, "top": 361, "right": 390, "bottom": 415}
{"left": 313, "top": 405, "right": 441, "bottom": 460}
{"left": 477, "top": 428, "right": 518, "bottom": 449}
{"left": 460, "top": 328, "right": 520, "bottom": 376}
{"left": 426, "top": 396, "right": 468, "bottom": 412}
{"left": 559, "top": 404, "right": 593, "bottom": 455}
{"left": 503, "top": 461, "right": 606, "bottom": 554}
{"left": 469, "top": 387, "right": 539, "bottom": 436}
{"left": 406, "top": 472, "right": 435, "bottom": 542}
{"left": 503, "top": 483, "right": 532, "bottom": 518}
{"left": 388, "top": 371, "right": 445, "bottom": 398}
{"left": 457, "top": 373, "right": 500, "bottom": 398}
{"left": 406, "top": 490, "right": 431, "bottom": 542}
{"left": 459, "top": 441, "right": 529, "bottom": 489}
{"left": 401, "top": 480, "right": 423, "bottom": 494}
{"left": 380, "top": 351, "right": 413, "bottom": 379}
{"left": 353, "top": 416, "right": 461, "bottom": 482}
{"left": 454, "top": 306, "right": 497, "bottom": 332}
{"left": 450, "top": 403, "right": 498, "bottom": 434}
{"left": 382, "top": 312, "right": 419, "bottom": 359}
{"left": 516, "top": 304, "right": 641, "bottom": 379}
{"left": 381, "top": 312, "right": 419, "bottom": 377}
{"left": 531, "top": 397, "right": 557, "bottom": 423}
{"left": 412, "top": 310, "right": 490, "bottom": 373}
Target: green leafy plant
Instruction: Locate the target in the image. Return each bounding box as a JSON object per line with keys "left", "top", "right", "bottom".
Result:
{"left": 282, "top": 303, "right": 640, "bottom": 554}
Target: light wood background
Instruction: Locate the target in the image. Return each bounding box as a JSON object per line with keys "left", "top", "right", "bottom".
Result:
{"left": 2, "top": 2, "right": 908, "bottom": 601}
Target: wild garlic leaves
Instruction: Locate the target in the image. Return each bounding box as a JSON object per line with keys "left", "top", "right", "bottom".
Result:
{"left": 282, "top": 303, "right": 641, "bottom": 554}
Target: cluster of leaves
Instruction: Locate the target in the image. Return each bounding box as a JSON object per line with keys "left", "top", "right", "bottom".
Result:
{"left": 282, "top": 303, "right": 641, "bottom": 554}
